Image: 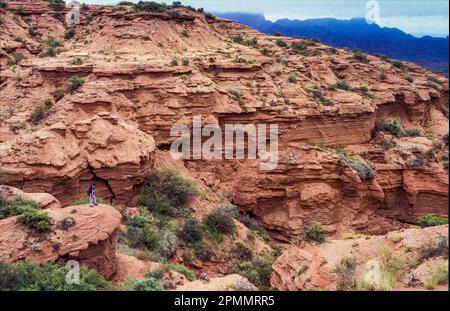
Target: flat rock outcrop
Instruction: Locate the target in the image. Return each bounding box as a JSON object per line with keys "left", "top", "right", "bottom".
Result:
{"left": 0, "top": 203, "right": 122, "bottom": 279}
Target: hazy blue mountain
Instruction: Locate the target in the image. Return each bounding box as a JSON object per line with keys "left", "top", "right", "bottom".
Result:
{"left": 216, "top": 13, "right": 449, "bottom": 76}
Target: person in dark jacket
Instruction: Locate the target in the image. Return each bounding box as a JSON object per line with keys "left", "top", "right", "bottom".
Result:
{"left": 87, "top": 184, "right": 98, "bottom": 207}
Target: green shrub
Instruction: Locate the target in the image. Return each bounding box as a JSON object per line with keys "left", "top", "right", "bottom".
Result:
{"left": 380, "top": 139, "right": 397, "bottom": 150}
{"left": 232, "top": 242, "right": 253, "bottom": 261}
{"left": 418, "top": 236, "right": 448, "bottom": 261}
{"left": 273, "top": 32, "right": 282, "bottom": 37}
{"left": 0, "top": 261, "right": 109, "bottom": 291}
{"left": 64, "top": 28, "right": 76, "bottom": 40}
{"left": 178, "top": 218, "right": 202, "bottom": 244}
{"left": 306, "top": 88, "right": 334, "bottom": 106}
{"left": 60, "top": 217, "right": 76, "bottom": 230}
{"left": 352, "top": 49, "right": 369, "bottom": 63}
{"left": 405, "top": 154, "right": 427, "bottom": 169}
{"left": 276, "top": 39, "right": 287, "bottom": 48}
{"left": 28, "top": 26, "right": 38, "bottom": 37}
{"left": 0, "top": 1, "right": 8, "bottom": 9}
{"left": 405, "top": 75, "right": 414, "bottom": 83}
{"left": 166, "top": 264, "right": 195, "bottom": 281}
{"left": 304, "top": 223, "right": 326, "bottom": 243}
{"left": 336, "top": 80, "right": 351, "bottom": 91}
{"left": 133, "top": 1, "right": 169, "bottom": 12}
{"left": 343, "top": 156, "right": 375, "bottom": 180}
{"left": 0, "top": 262, "right": 19, "bottom": 291}
{"left": 180, "top": 29, "right": 190, "bottom": 37}
{"left": 230, "top": 256, "right": 274, "bottom": 289}
{"left": 17, "top": 210, "right": 52, "bottom": 233}
{"left": 404, "top": 128, "right": 421, "bottom": 137}
{"left": 0, "top": 196, "right": 39, "bottom": 220}
{"left": 231, "top": 35, "right": 244, "bottom": 44}
{"left": 419, "top": 214, "right": 448, "bottom": 228}
{"left": 181, "top": 57, "right": 189, "bottom": 66}
{"left": 335, "top": 256, "right": 357, "bottom": 290}
{"left": 71, "top": 57, "right": 83, "bottom": 65}
{"left": 39, "top": 36, "right": 63, "bottom": 57}
{"left": 375, "top": 119, "right": 404, "bottom": 137}
{"left": 425, "top": 264, "right": 448, "bottom": 289}
{"left": 30, "top": 99, "right": 53, "bottom": 125}
{"left": 46, "top": 0, "right": 66, "bottom": 11}
{"left": 193, "top": 241, "right": 214, "bottom": 261}
{"left": 203, "top": 207, "right": 236, "bottom": 235}
{"left": 67, "top": 75, "right": 85, "bottom": 92}
{"left": 291, "top": 41, "right": 307, "bottom": 53}
{"left": 139, "top": 169, "right": 198, "bottom": 217}
{"left": 391, "top": 60, "right": 404, "bottom": 69}
{"left": 288, "top": 75, "right": 297, "bottom": 84}
{"left": 131, "top": 276, "right": 164, "bottom": 291}
{"left": 126, "top": 215, "right": 178, "bottom": 260}
{"left": 8, "top": 53, "right": 24, "bottom": 66}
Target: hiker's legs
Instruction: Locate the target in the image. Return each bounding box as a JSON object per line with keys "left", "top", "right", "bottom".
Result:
{"left": 89, "top": 194, "right": 94, "bottom": 206}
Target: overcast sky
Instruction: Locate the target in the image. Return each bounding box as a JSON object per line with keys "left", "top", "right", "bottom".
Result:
{"left": 84, "top": 1, "right": 449, "bottom": 37}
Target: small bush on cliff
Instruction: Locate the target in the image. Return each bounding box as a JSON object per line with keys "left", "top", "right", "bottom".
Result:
{"left": 17, "top": 210, "right": 52, "bottom": 233}
{"left": 232, "top": 242, "right": 253, "bottom": 261}
{"left": 230, "top": 256, "right": 274, "bottom": 289}
{"left": 304, "top": 223, "right": 327, "bottom": 243}
{"left": 343, "top": 156, "right": 375, "bottom": 181}
{"left": 306, "top": 88, "right": 334, "bottom": 106}
{"left": 166, "top": 263, "right": 196, "bottom": 281}
{"left": 131, "top": 277, "right": 164, "bottom": 291}
{"left": 60, "top": 217, "right": 76, "bottom": 230}
{"left": 0, "top": 262, "right": 19, "bottom": 291}
{"left": 178, "top": 218, "right": 202, "bottom": 244}
{"left": 193, "top": 241, "right": 214, "bottom": 261}
{"left": 418, "top": 235, "right": 448, "bottom": 261}
{"left": 335, "top": 80, "right": 351, "bottom": 91}
{"left": 425, "top": 264, "right": 448, "bottom": 289}
{"left": 375, "top": 119, "right": 404, "bottom": 137}
{"left": 64, "top": 28, "right": 76, "bottom": 40}
{"left": 0, "top": 261, "right": 109, "bottom": 291}
{"left": 276, "top": 39, "right": 287, "bottom": 48}
{"left": 352, "top": 49, "right": 369, "bottom": 63}
{"left": 139, "top": 169, "right": 198, "bottom": 217}
{"left": 203, "top": 206, "right": 236, "bottom": 235}
{"left": 419, "top": 214, "right": 448, "bottom": 228}
{"left": 335, "top": 256, "right": 357, "bottom": 291}
{"left": 0, "top": 1, "right": 8, "bottom": 9}
{"left": 7, "top": 53, "right": 24, "bottom": 66}
{"left": 67, "top": 76, "right": 85, "bottom": 92}
{"left": 133, "top": 1, "right": 169, "bottom": 12}
{"left": 126, "top": 214, "right": 178, "bottom": 260}
{"left": 39, "top": 36, "right": 63, "bottom": 57}
{"left": 30, "top": 99, "right": 53, "bottom": 125}
{"left": 404, "top": 128, "right": 422, "bottom": 137}
{"left": 0, "top": 196, "right": 39, "bottom": 220}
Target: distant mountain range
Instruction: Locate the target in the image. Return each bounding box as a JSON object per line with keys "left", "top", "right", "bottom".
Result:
{"left": 215, "top": 13, "right": 449, "bottom": 76}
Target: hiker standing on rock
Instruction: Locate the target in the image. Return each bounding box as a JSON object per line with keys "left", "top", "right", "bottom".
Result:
{"left": 87, "top": 184, "right": 98, "bottom": 207}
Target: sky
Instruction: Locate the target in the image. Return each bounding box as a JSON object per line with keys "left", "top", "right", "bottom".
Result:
{"left": 84, "top": 1, "right": 449, "bottom": 37}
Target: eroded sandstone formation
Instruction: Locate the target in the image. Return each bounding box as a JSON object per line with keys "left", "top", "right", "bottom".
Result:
{"left": 0, "top": 0, "right": 448, "bottom": 259}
